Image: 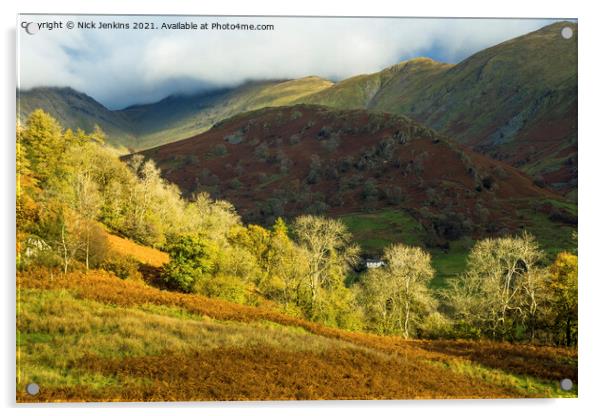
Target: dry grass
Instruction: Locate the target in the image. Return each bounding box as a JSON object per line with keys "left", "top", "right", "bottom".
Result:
{"left": 106, "top": 234, "right": 168, "bottom": 267}
{"left": 17, "top": 269, "right": 577, "bottom": 402}
{"left": 17, "top": 270, "right": 423, "bottom": 354}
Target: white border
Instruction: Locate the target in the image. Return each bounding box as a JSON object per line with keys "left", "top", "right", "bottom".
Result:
{"left": 2, "top": 1, "right": 601, "bottom": 415}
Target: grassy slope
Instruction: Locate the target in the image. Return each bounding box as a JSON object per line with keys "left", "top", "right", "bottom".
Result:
{"left": 340, "top": 203, "right": 576, "bottom": 289}
{"left": 106, "top": 234, "right": 168, "bottom": 267}
{"left": 299, "top": 58, "right": 451, "bottom": 110}
{"left": 17, "top": 268, "right": 576, "bottom": 402}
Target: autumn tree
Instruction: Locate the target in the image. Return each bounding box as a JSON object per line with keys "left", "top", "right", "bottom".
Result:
{"left": 267, "top": 218, "right": 310, "bottom": 313}
{"left": 548, "top": 252, "right": 578, "bottom": 346}
{"left": 229, "top": 218, "right": 308, "bottom": 313}
{"left": 291, "top": 215, "right": 360, "bottom": 324}
{"left": 361, "top": 244, "right": 436, "bottom": 338}
{"left": 16, "top": 122, "right": 39, "bottom": 253}
{"left": 18, "top": 109, "right": 66, "bottom": 188}
{"left": 65, "top": 138, "right": 106, "bottom": 269}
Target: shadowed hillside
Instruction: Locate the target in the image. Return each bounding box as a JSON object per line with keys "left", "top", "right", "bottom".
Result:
{"left": 135, "top": 105, "right": 573, "bottom": 253}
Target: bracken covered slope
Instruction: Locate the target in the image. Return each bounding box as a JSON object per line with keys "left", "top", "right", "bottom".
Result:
{"left": 17, "top": 268, "right": 577, "bottom": 402}
{"left": 135, "top": 104, "right": 566, "bottom": 243}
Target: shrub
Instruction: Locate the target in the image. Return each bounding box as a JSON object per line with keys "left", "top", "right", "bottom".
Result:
{"left": 481, "top": 175, "right": 495, "bottom": 191}
{"left": 289, "top": 134, "right": 301, "bottom": 145}
{"left": 229, "top": 178, "right": 242, "bottom": 190}
{"left": 337, "top": 156, "right": 353, "bottom": 173}
{"left": 100, "top": 255, "right": 143, "bottom": 281}
{"left": 307, "top": 200, "right": 329, "bottom": 215}
{"left": 317, "top": 126, "right": 332, "bottom": 140}
{"left": 361, "top": 180, "right": 379, "bottom": 201}
{"left": 234, "top": 162, "right": 244, "bottom": 176}
{"left": 432, "top": 212, "right": 471, "bottom": 240}
{"left": 493, "top": 165, "right": 509, "bottom": 179}
{"left": 257, "top": 172, "right": 269, "bottom": 184}
{"left": 199, "top": 168, "right": 219, "bottom": 186}
{"left": 475, "top": 203, "right": 490, "bottom": 224}
{"left": 224, "top": 131, "right": 244, "bottom": 144}
{"left": 260, "top": 198, "right": 286, "bottom": 218}
{"left": 384, "top": 186, "right": 404, "bottom": 205}
{"left": 306, "top": 155, "right": 322, "bottom": 184}
{"left": 194, "top": 274, "right": 249, "bottom": 305}
{"left": 209, "top": 143, "right": 228, "bottom": 157}
{"left": 341, "top": 174, "right": 363, "bottom": 190}
{"left": 254, "top": 142, "right": 270, "bottom": 162}
{"left": 549, "top": 208, "right": 578, "bottom": 225}
{"left": 417, "top": 312, "right": 454, "bottom": 339}
{"left": 321, "top": 136, "right": 340, "bottom": 152}
{"left": 161, "top": 234, "right": 217, "bottom": 292}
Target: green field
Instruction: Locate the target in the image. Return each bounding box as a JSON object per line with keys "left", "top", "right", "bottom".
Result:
{"left": 340, "top": 209, "right": 427, "bottom": 253}
{"left": 340, "top": 205, "right": 576, "bottom": 289}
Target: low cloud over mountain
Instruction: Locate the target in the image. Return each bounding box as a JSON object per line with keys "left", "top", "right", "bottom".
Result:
{"left": 19, "top": 16, "right": 562, "bottom": 109}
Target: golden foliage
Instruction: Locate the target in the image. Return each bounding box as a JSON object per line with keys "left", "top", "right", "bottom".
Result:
{"left": 106, "top": 234, "right": 168, "bottom": 267}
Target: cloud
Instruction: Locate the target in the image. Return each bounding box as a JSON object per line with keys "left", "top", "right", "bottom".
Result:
{"left": 18, "top": 16, "right": 563, "bottom": 109}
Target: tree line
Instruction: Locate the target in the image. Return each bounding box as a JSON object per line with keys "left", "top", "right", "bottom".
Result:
{"left": 17, "top": 110, "right": 577, "bottom": 346}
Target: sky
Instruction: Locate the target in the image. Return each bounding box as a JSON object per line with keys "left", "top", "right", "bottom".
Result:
{"left": 18, "top": 16, "right": 566, "bottom": 109}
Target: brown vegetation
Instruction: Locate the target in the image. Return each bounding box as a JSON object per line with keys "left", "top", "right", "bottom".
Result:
{"left": 17, "top": 346, "right": 530, "bottom": 402}
{"left": 134, "top": 105, "right": 561, "bottom": 237}
{"left": 18, "top": 268, "right": 577, "bottom": 403}
{"left": 414, "top": 339, "right": 577, "bottom": 382}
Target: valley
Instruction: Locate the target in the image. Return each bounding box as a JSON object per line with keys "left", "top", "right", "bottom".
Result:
{"left": 16, "top": 19, "right": 579, "bottom": 402}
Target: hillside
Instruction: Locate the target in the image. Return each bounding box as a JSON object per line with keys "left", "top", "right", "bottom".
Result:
{"left": 298, "top": 57, "right": 452, "bottom": 110}
{"left": 16, "top": 108, "right": 579, "bottom": 402}
{"left": 135, "top": 105, "right": 575, "bottom": 252}
{"left": 299, "top": 22, "right": 578, "bottom": 196}
{"left": 17, "top": 266, "right": 577, "bottom": 402}
{"left": 18, "top": 77, "right": 333, "bottom": 151}
{"left": 17, "top": 87, "right": 136, "bottom": 148}
{"left": 118, "top": 76, "right": 333, "bottom": 149}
